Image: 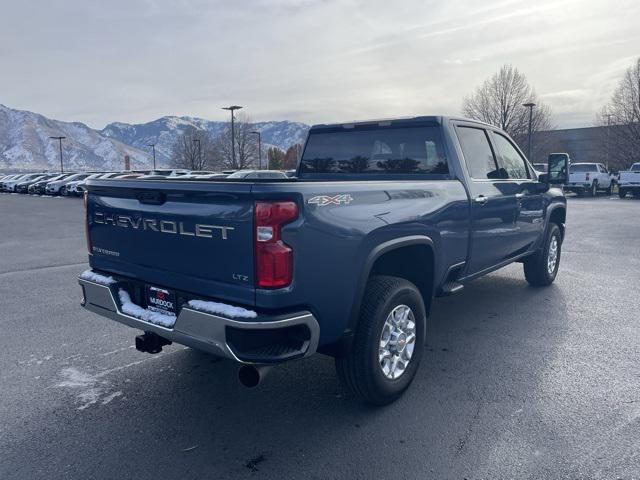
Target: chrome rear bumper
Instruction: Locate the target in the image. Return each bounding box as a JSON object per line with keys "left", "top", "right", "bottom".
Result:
{"left": 78, "top": 277, "right": 320, "bottom": 364}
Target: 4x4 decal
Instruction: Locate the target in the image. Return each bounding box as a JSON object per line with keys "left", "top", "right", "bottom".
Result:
{"left": 307, "top": 194, "right": 353, "bottom": 206}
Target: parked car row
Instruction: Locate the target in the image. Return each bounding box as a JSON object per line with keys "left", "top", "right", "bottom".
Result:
{"left": 0, "top": 169, "right": 291, "bottom": 196}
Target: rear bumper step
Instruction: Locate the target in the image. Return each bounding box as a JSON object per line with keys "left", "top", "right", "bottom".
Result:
{"left": 78, "top": 275, "right": 319, "bottom": 364}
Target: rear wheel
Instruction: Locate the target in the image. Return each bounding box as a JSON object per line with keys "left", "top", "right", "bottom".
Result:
{"left": 336, "top": 275, "right": 426, "bottom": 405}
{"left": 588, "top": 181, "right": 597, "bottom": 197}
{"left": 523, "top": 223, "right": 562, "bottom": 286}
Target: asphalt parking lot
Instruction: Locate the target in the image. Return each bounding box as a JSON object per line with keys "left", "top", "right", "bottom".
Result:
{"left": 1, "top": 193, "right": 639, "bottom": 479}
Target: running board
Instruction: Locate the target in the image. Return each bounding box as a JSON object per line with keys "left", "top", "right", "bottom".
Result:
{"left": 439, "top": 282, "right": 464, "bottom": 296}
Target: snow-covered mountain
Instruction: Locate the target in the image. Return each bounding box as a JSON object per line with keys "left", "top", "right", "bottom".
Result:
{"left": 101, "top": 117, "right": 309, "bottom": 165}
{"left": 0, "top": 104, "right": 150, "bottom": 171}
{"left": 0, "top": 104, "right": 310, "bottom": 171}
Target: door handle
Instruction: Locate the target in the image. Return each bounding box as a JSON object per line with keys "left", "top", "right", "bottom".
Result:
{"left": 474, "top": 195, "right": 488, "bottom": 205}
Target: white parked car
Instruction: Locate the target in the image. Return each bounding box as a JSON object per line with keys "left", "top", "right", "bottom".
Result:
{"left": 0, "top": 174, "right": 22, "bottom": 190}
{"left": 565, "top": 162, "right": 612, "bottom": 197}
{"left": 2, "top": 173, "right": 45, "bottom": 192}
{"left": 66, "top": 173, "right": 105, "bottom": 196}
{"left": 532, "top": 163, "right": 548, "bottom": 174}
{"left": 45, "top": 172, "right": 90, "bottom": 195}
{"left": 618, "top": 162, "right": 640, "bottom": 198}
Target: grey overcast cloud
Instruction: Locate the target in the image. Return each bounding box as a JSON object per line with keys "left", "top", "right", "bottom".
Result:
{"left": 1, "top": 0, "right": 638, "bottom": 128}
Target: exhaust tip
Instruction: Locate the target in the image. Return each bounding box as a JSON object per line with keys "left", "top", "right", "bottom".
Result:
{"left": 238, "top": 365, "right": 270, "bottom": 388}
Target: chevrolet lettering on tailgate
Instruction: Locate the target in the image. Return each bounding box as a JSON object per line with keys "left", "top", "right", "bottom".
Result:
{"left": 93, "top": 211, "right": 234, "bottom": 240}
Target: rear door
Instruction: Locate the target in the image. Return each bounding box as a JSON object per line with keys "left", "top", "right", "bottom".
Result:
{"left": 87, "top": 179, "right": 256, "bottom": 305}
{"left": 455, "top": 125, "right": 520, "bottom": 275}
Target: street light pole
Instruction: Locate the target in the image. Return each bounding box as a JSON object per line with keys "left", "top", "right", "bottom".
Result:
{"left": 222, "top": 106, "right": 243, "bottom": 166}
{"left": 250, "top": 131, "right": 262, "bottom": 169}
{"left": 604, "top": 113, "right": 613, "bottom": 170}
{"left": 49, "top": 136, "right": 66, "bottom": 172}
{"left": 147, "top": 143, "right": 156, "bottom": 169}
{"left": 192, "top": 138, "right": 201, "bottom": 169}
{"left": 523, "top": 102, "right": 536, "bottom": 161}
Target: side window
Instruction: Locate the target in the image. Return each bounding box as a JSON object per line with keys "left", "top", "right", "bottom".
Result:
{"left": 491, "top": 132, "right": 529, "bottom": 179}
{"left": 456, "top": 127, "right": 499, "bottom": 180}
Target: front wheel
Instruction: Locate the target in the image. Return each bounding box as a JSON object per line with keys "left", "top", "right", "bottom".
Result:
{"left": 335, "top": 275, "right": 426, "bottom": 405}
{"left": 59, "top": 186, "right": 67, "bottom": 196}
{"left": 523, "top": 223, "right": 562, "bottom": 286}
{"left": 619, "top": 188, "right": 627, "bottom": 199}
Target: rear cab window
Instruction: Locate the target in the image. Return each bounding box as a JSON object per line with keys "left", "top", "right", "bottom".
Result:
{"left": 570, "top": 164, "right": 598, "bottom": 173}
{"left": 298, "top": 122, "right": 448, "bottom": 178}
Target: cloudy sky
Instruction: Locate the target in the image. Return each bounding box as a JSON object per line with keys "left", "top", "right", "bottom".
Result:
{"left": 1, "top": 0, "right": 638, "bottom": 129}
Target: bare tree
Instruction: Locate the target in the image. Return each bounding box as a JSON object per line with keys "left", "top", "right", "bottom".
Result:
{"left": 211, "top": 114, "right": 258, "bottom": 170}
{"left": 462, "top": 64, "right": 553, "bottom": 154}
{"left": 596, "top": 58, "right": 640, "bottom": 170}
{"left": 171, "top": 127, "right": 214, "bottom": 170}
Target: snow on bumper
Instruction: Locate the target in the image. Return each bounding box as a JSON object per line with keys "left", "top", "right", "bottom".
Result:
{"left": 78, "top": 272, "right": 319, "bottom": 364}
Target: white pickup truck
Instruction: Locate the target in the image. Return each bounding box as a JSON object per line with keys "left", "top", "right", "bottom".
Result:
{"left": 565, "top": 162, "right": 612, "bottom": 197}
{"left": 618, "top": 162, "right": 640, "bottom": 198}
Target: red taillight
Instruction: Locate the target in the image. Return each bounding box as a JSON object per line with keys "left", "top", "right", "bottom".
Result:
{"left": 254, "top": 201, "right": 298, "bottom": 288}
{"left": 84, "top": 191, "right": 91, "bottom": 253}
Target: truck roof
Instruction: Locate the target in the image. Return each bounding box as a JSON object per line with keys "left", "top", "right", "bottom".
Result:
{"left": 310, "top": 115, "right": 493, "bottom": 131}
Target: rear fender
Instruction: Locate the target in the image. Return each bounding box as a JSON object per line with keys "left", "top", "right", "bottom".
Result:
{"left": 326, "top": 236, "right": 435, "bottom": 356}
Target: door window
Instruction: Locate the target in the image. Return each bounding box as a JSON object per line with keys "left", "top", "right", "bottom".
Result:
{"left": 491, "top": 132, "right": 530, "bottom": 179}
{"left": 456, "top": 127, "right": 499, "bottom": 179}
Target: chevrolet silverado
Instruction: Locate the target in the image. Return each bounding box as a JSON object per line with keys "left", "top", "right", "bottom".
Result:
{"left": 618, "top": 162, "right": 640, "bottom": 198}
{"left": 78, "top": 116, "right": 569, "bottom": 404}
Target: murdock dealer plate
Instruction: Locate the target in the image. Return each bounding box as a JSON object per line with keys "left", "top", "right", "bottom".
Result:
{"left": 146, "top": 286, "right": 176, "bottom": 315}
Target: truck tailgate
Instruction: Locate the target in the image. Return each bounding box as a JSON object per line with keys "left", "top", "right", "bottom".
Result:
{"left": 620, "top": 171, "right": 640, "bottom": 184}
{"left": 86, "top": 179, "right": 256, "bottom": 305}
{"left": 568, "top": 172, "right": 588, "bottom": 184}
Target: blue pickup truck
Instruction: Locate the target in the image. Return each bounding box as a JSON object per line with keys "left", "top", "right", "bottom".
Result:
{"left": 78, "top": 116, "right": 569, "bottom": 404}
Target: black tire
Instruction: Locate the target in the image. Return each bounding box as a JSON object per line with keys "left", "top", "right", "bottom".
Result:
{"left": 619, "top": 188, "right": 627, "bottom": 199}
{"left": 59, "top": 186, "right": 67, "bottom": 196}
{"left": 606, "top": 184, "right": 613, "bottom": 196}
{"left": 523, "top": 223, "right": 562, "bottom": 286}
{"left": 335, "top": 275, "right": 426, "bottom": 405}
{"left": 588, "top": 181, "right": 597, "bottom": 197}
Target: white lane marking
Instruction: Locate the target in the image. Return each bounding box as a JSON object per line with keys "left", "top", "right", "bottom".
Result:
{"left": 101, "top": 391, "right": 123, "bottom": 405}
{"left": 98, "top": 345, "right": 135, "bottom": 357}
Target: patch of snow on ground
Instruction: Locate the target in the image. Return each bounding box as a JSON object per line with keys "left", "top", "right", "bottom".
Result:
{"left": 188, "top": 299, "right": 257, "bottom": 319}
{"left": 56, "top": 367, "right": 110, "bottom": 410}
{"left": 118, "top": 289, "right": 176, "bottom": 328}
{"left": 79, "top": 269, "right": 116, "bottom": 285}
